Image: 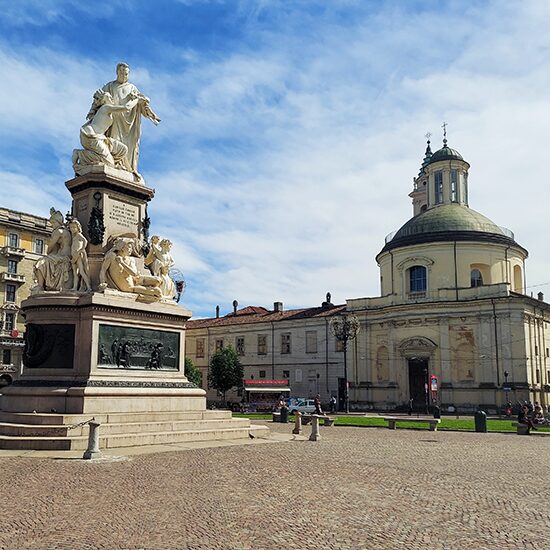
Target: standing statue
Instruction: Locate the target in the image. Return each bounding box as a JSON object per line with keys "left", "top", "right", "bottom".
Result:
{"left": 99, "top": 238, "right": 162, "bottom": 299}
{"left": 145, "top": 237, "right": 176, "bottom": 299}
{"left": 68, "top": 219, "right": 91, "bottom": 291}
{"left": 93, "top": 63, "right": 160, "bottom": 179}
{"left": 33, "top": 209, "right": 73, "bottom": 292}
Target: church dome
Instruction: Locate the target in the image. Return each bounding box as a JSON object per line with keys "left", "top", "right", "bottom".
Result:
{"left": 380, "top": 204, "right": 526, "bottom": 255}
{"left": 426, "top": 144, "right": 463, "bottom": 165}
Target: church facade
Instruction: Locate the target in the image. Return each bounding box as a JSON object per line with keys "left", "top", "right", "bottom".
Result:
{"left": 347, "top": 138, "right": 550, "bottom": 412}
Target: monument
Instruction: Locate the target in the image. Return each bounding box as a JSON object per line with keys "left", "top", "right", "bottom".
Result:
{"left": 0, "top": 64, "right": 267, "bottom": 450}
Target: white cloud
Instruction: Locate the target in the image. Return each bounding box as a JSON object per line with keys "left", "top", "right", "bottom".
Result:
{"left": 1, "top": 1, "right": 550, "bottom": 316}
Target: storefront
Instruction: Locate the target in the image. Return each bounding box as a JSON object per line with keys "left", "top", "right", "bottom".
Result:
{"left": 243, "top": 379, "right": 291, "bottom": 412}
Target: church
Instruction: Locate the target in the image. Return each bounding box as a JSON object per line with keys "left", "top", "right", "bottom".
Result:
{"left": 346, "top": 136, "right": 550, "bottom": 412}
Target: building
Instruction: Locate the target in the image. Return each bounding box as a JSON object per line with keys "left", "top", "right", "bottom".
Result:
{"left": 0, "top": 207, "right": 49, "bottom": 387}
{"left": 347, "top": 138, "right": 550, "bottom": 412}
{"left": 185, "top": 296, "right": 346, "bottom": 406}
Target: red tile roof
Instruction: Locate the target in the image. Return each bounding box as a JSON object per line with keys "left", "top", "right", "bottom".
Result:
{"left": 187, "top": 304, "right": 346, "bottom": 329}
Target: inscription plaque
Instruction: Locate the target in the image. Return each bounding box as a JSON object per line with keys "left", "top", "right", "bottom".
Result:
{"left": 107, "top": 199, "right": 139, "bottom": 232}
{"left": 98, "top": 324, "right": 180, "bottom": 371}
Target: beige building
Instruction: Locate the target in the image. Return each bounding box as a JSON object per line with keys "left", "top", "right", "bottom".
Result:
{"left": 347, "top": 138, "right": 550, "bottom": 412}
{"left": 185, "top": 297, "right": 346, "bottom": 406}
{"left": 0, "top": 207, "right": 49, "bottom": 387}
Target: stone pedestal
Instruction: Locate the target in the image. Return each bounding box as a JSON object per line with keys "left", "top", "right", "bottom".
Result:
{"left": 65, "top": 167, "right": 154, "bottom": 289}
{"left": 1, "top": 292, "right": 202, "bottom": 415}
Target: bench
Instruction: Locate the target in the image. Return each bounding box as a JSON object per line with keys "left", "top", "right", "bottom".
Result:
{"left": 382, "top": 416, "right": 441, "bottom": 431}
{"left": 514, "top": 422, "right": 530, "bottom": 435}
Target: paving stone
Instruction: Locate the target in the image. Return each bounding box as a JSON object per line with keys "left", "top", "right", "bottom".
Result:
{"left": 0, "top": 424, "right": 549, "bottom": 549}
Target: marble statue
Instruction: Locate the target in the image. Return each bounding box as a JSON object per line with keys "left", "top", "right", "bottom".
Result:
{"left": 33, "top": 209, "right": 73, "bottom": 292}
{"left": 77, "top": 62, "right": 160, "bottom": 180}
{"left": 68, "top": 219, "right": 91, "bottom": 291}
{"left": 145, "top": 236, "right": 176, "bottom": 299}
{"left": 99, "top": 238, "right": 162, "bottom": 299}
{"left": 72, "top": 89, "right": 133, "bottom": 174}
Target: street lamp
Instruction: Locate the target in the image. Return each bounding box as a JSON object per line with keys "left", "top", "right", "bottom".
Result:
{"left": 423, "top": 368, "right": 429, "bottom": 415}
{"left": 330, "top": 314, "right": 360, "bottom": 413}
{"left": 503, "top": 370, "right": 510, "bottom": 413}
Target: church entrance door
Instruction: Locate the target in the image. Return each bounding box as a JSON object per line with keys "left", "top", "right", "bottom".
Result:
{"left": 408, "top": 358, "right": 429, "bottom": 412}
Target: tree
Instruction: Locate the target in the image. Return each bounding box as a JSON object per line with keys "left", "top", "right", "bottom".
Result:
{"left": 185, "top": 357, "right": 202, "bottom": 388}
{"left": 207, "top": 346, "right": 243, "bottom": 401}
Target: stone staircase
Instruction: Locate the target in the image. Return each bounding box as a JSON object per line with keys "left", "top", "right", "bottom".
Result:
{"left": 0, "top": 410, "right": 269, "bottom": 451}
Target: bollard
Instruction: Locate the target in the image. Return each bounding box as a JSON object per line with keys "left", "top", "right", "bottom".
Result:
{"left": 474, "top": 409, "right": 487, "bottom": 433}
{"left": 83, "top": 420, "right": 101, "bottom": 460}
{"left": 292, "top": 411, "right": 302, "bottom": 434}
{"left": 309, "top": 414, "right": 321, "bottom": 441}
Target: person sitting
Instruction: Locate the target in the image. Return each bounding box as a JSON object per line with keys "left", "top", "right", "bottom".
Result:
{"left": 518, "top": 405, "right": 537, "bottom": 431}
{"left": 533, "top": 402, "right": 547, "bottom": 425}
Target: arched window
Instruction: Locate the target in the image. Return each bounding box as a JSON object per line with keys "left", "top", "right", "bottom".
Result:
{"left": 409, "top": 266, "right": 427, "bottom": 293}
{"left": 434, "top": 171, "right": 443, "bottom": 204}
{"left": 470, "top": 269, "right": 483, "bottom": 287}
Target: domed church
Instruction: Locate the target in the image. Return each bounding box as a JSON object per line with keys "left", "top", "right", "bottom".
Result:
{"left": 347, "top": 135, "right": 550, "bottom": 412}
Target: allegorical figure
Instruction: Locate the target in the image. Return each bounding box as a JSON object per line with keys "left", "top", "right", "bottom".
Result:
{"left": 33, "top": 208, "right": 73, "bottom": 292}
{"left": 72, "top": 89, "right": 133, "bottom": 174}
{"left": 96, "top": 62, "right": 161, "bottom": 179}
{"left": 99, "top": 238, "right": 162, "bottom": 299}
{"left": 68, "top": 219, "right": 91, "bottom": 291}
{"left": 145, "top": 236, "right": 176, "bottom": 299}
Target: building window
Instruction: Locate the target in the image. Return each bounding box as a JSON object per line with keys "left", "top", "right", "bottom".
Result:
{"left": 4, "top": 313, "right": 15, "bottom": 331}
{"left": 282, "top": 370, "right": 290, "bottom": 379}
{"left": 236, "top": 336, "right": 245, "bottom": 356}
{"left": 2, "top": 349, "right": 11, "bottom": 365}
{"left": 5, "top": 284, "right": 16, "bottom": 303}
{"left": 281, "top": 333, "right": 291, "bottom": 354}
{"left": 450, "top": 169, "right": 458, "bottom": 202}
{"left": 535, "top": 345, "right": 538, "bottom": 356}
{"left": 257, "top": 334, "right": 267, "bottom": 355}
{"left": 546, "top": 348, "right": 549, "bottom": 358}
{"left": 463, "top": 172, "right": 469, "bottom": 205}
{"left": 7, "top": 260, "right": 17, "bottom": 274}
{"left": 259, "top": 370, "right": 266, "bottom": 378}
{"left": 335, "top": 339, "right": 345, "bottom": 352}
{"left": 434, "top": 171, "right": 443, "bottom": 204}
{"left": 196, "top": 338, "right": 205, "bottom": 358}
{"left": 470, "top": 269, "right": 483, "bottom": 288}
{"left": 536, "top": 369, "right": 540, "bottom": 384}
{"left": 305, "top": 331, "right": 317, "bottom": 354}
{"left": 215, "top": 339, "right": 224, "bottom": 352}
{"left": 409, "top": 266, "right": 427, "bottom": 293}
{"left": 8, "top": 233, "right": 19, "bottom": 248}
{"left": 35, "top": 239, "right": 44, "bottom": 254}
{"left": 295, "top": 368, "right": 302, "bottom": 382}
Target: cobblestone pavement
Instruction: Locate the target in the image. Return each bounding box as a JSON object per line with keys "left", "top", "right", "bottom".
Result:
{"left": 1, "top": 424, "right": 549, "bottom": 550}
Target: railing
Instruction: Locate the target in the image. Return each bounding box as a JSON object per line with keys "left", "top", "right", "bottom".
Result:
{"left": 0, "top": 246, "right": 25, "bottom": 258}
{"left": 0, "top": 272, "right": 25, "bottom": 284}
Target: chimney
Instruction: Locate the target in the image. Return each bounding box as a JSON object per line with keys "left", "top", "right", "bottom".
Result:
{"left": 273, "top": 301, "right": 283, "bottom": 313}
{"left": 233, "top": 300, "right": 238, "bottom": 314}
{"left": 215, "top": 305, "right": 220, "bottom": 318}
{"left": 538, "top": 292, "right": 544, "bottom": 302}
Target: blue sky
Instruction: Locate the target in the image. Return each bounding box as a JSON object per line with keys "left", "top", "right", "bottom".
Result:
{"left": 1, "top": 0, "right": 550, "bottom": 317}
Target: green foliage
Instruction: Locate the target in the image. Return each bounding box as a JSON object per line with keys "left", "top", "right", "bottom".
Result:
{"left": 185, "top": 357, "right": 202, "bottom": 387}
{"left": 207, "top": 346, "right": 244, "bottom": 399}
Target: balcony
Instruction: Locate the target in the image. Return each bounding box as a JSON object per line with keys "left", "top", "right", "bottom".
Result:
{"left": 1, "top": 272, "right": 25, "bottom": 284}
{"left": 0, "top": 246, "right": 25, "bottom": 258}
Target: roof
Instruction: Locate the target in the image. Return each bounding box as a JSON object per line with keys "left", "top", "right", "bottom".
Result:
{"left": 426, "top": 144, "right": 464, "bottom": 166}
{"left": 187, "top": 304, "right": 347, "bottom": 329}
{"left": 379, "top": 204, "right": 527, "bottom": 256}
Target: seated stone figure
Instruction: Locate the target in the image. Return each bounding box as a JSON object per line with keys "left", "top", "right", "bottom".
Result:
{"left": 72, "top": 89, "right": 136, "bottom": 175}
{"left": 33, "top": 208, "right": 73, "bottom": 292}
{"left": 145, "top": 237, "right": 176, "bottom": 299}
{"left": 99, "top": 238, "right": 162, "bottom": 299}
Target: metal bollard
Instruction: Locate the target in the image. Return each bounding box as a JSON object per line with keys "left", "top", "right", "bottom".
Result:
{"left": 309, "top": 414, "right": 321, "bottom": 441}
{"left": 292, "top": 411, "right": 302, "bottom": 434}
{"left": 83, "top": 420, "right": 101, "bottom": 460}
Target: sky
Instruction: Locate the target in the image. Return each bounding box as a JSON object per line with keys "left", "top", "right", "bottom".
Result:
{"left": 1, "top": 0, "right": 549, "bottom": 318}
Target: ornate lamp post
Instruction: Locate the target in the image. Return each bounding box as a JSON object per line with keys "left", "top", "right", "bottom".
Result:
{"left": 330, "top": 315, "right": 360, "bottom": 413}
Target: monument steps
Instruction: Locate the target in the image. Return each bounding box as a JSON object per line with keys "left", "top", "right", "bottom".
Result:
{"left": 0, "top": 410, "right": 233, "bottom": 426}
{"left": 0, "top": 424, "right": 269, "bottom": 451}
{"left": 0, "top": 418, "right": 251, "bottom": 437}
